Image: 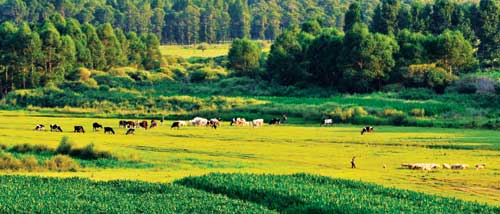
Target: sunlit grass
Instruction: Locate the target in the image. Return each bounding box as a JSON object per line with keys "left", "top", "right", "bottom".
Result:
{"left": 0, "top": 111, "right": 498, "bottom": 205}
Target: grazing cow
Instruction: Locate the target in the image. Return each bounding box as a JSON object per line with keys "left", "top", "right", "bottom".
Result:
{"left": 119, "top": 120, "right": 127, "bottom": 128}
{"left": 190, "top": 117, "right": 208, "bottom": 126}
{"left": 126, "top": 121, "right": 136, "bottom": 129}
{"left": 231, "top": 117, "right": 246, "bottom": 126}
{"left": 361, "top": 126, "right": 375, "bottom": 135}
{"left": 139, "top": 121, "right": 148, "bottom": 129}
{"left": 126, "top": 128, "right": 135, "bottom": 135}
{"left": 208, "top": 118, "right": 222, "bottom": 127}
{"left": 252, "top": 119, "right": 264, "bottom": 127}
{"left": 475, "top": 164, "right": 486, "bottom": 170}
{"left": 74, "top": 126, "right": 85, "bottom": 133}
{"left": 322, "top": 119, "right": 333, "bottom": 126}
{"left": 93, "top": 122, "right": 103, "bottom": 131}
{"left": 104, "top": 127, "right": 115, "bottom": 134}
{"left": 451, "top": 164, "right": 469, "bottom": 170}
{"left": 50, "top": 124, "right": 63, "bottom": 132}
{"left": 34, "top": 124, "right": 45, "bottom": 131}
{"left": 269, "top": 118, "right": 281, "bottom": 125}
{"left": 171, "top": 122, "right": 181, "bottom": 129}
{"left": 150, "top": 120, "right": 158, "bottom": 129}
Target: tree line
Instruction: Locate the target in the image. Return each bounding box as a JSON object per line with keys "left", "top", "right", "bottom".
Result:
{"left": 230, "top": 0, "right": 500, "bottom": 93}
{"left": 0, "top": 0, "right": 382, "bottom": 44}
{"left": 0, "top": 14, "right": 162, "bottom": 95}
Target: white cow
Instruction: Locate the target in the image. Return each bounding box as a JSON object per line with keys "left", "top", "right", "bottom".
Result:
{"left": 322, "top": 119, "right": 333, "bottom": 126}
{"left": 190, "top": 117, "right": 208, "bottom": 126}
{"left": 451, "top": 164, "right": 469, "bottom": 170}
{"left": 252, "top": 119, "right": 264, "bottom": 127}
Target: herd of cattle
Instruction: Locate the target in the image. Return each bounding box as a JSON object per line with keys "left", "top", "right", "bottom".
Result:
{"left": 33, "top": 116, "right": 376, "bottom": 135}
{"left": 401, "top": 163, "right": 486, "bottom": 171}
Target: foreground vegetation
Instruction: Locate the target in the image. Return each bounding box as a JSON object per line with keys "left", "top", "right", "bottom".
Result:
{"left": 0, "top": 173, "right": 496, "bottom": 213}
{"left": 0, "top": 111, "right": 498, "bottom": 205}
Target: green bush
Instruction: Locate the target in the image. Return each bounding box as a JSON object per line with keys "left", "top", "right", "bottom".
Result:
{"left": 56, "top": 137, "right": 73, "bottom": 155}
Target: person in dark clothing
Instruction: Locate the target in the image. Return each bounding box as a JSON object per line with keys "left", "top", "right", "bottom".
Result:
{"left": 351, "top": 157, "right": 356, "bottom": 169}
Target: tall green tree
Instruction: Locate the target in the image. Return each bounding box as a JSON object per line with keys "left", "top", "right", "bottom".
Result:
{"left": 371, "top": 0, "right": 400, "bottom": 35}
{"left": 474, "top": 0, "right": 500, "bottom": 65}
{"left": 344, "top": 2, "right": 363, "bottom": 32}
{"left": 98, "top": 23, "right": 122, "bottom": 70}
{"left": 339, "top": 23, "right": 398, "bottom": 92}
{"left": 229, "top": 0, "right": 250, "bottom": 39}
{"left": 228, "top": 39, "right": 262, "bottom": 77}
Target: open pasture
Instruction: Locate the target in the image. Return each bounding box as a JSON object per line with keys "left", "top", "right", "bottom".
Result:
{"left": 0, "top": 111, "right": 498, "bottom": 205}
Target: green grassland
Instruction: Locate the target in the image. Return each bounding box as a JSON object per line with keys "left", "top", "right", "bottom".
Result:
{"left": 0, "top": 111, "right": 498, "bottom": 206}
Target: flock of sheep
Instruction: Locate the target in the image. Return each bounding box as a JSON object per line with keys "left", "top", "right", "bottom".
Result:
{"left": 401, "top": 163, "right": 486, "bottom": 171}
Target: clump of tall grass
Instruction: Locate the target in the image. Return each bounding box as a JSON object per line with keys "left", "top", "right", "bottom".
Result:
{"left": 44, "top": 155, "right": 80, "bottom": 172}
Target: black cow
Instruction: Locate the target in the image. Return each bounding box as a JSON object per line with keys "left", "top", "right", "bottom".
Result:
{"left": 361, "top": 126, "right": 374, "bottom": 135}
{"left": 139, "top": 121, "right": 148, "bottom": 129}
{"left": 119, "top": 120, "right": 127, "bottom": 128}
{"left": 93, "top": 122, "right": 103, "bottom": 131}
{"left": 74, "top": 126, "right": 85, "bottom": 133}
{"left": 34, "top": 124, "right": 45, "bottom": 131}
{"left": 269, "top": 118, "right": 281, "bottom": 125}
{"left": 104, "top": 127, "right": 115, "bottom": 134}
{"left": 126, "top": 128, "right": 135, "bottom": 135}
{"left": 171, "top": 122, "right": 180, "bottom": 129}
{"left": 50, "top": 124, "right": 63, "bottom": 132}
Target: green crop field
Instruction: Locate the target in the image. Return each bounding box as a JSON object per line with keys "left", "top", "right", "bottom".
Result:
{"left": 0, "top": 174, "right": 497, "bottom": 213}
{"left": 0, "top": 110, "right": 498, "bottom": 208}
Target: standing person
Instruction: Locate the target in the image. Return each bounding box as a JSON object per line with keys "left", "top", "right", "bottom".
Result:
{"left": 160, "top": 115, "right": 164, "bottom": 126}
{"left": 282, "top": 114, "right": 288, "bottom": 124}
{"left": 351, "top": 157, "right": 356, "bottom": 169}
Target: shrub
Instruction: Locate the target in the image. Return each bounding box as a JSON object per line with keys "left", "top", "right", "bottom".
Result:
{"left": 0, "top": 144, "right": 6, "bottom": 150}
{"left": 397, "top": 88, "right": 435, "bottom": 100}
{"left": 77, "top": 67, "right": 92, "bottom": 81}
{"left": 21, "top": 156, "right": 40, "bottom": 172}
{"left": 56, "top": 136, "right": 73, "bottom": 155}
{"left": 9, "top": 144, "right": 54, "bottom": 154}
{"left": 0, "top": 152, "right": 22, "bottom": 170}
{"left": 71, "top": 144, "right": 114, "bottom": 160}
{"left": 382, "top": 108, "right": 405, "bottom": 117}
{"left": 410, "top": 108, "right": 425, "bottom": 117}
{"left": 45, "top": 155, "right": 79, "bottom": 172}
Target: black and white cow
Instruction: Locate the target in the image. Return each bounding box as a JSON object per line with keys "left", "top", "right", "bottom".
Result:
{"left": 269, "top": 118, "right": 281, "bottom": 125}
{"left": 126, "top": 128, "right": 135, "bottom": 135}
{"left": 34, "top": 124, "right": 45, "bottom": 131}
{"left": 50, "top": 124, "right": 63, "bottom": 132}
{"left": 361, "top": 126, "right": 375, "bottom": 135}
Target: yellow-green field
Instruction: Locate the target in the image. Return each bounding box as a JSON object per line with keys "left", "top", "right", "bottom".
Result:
{"left": 0, "top": 111, "right": 498, "bottom": 205}
{"left": 160, "top": 42, "right": 271, "bottom": 58}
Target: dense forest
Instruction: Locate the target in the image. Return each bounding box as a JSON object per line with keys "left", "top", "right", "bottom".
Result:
{"left": 1, "top": 0, "right": 500, "bottom": 97}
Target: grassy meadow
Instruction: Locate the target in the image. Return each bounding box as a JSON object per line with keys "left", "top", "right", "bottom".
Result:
{"left": 160, "top": 42, "right": 270, "bottom": 59}
{"left": 0, "top": 111, "right": 498, "bottom": 206}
